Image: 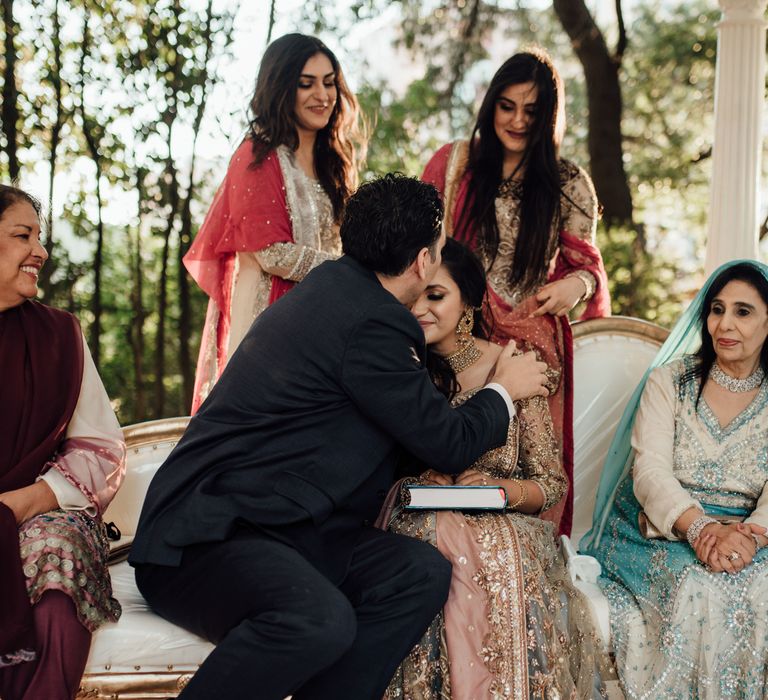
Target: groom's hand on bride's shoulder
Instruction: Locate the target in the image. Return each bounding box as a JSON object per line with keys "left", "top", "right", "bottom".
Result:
{"left": 490, "top": 345, "right": 549, "bottom": 401}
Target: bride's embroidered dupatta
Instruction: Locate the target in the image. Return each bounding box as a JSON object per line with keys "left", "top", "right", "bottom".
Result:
{"left": 0, "top": 301, "right": 82, "bottom": 666}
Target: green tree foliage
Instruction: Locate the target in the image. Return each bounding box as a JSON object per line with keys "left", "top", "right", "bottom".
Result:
{"left": 0, "top": 0, "right": 234, "bottom": 422}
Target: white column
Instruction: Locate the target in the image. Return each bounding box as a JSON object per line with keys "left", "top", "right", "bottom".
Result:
{"left": 705, "top": 0, "right": 767, "bottom": 273}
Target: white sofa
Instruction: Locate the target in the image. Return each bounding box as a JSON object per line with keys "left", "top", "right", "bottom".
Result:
{"left": 77, "top": 316, "right": 668, "bottom": 699}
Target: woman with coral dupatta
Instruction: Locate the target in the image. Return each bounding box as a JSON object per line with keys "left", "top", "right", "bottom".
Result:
{"left": 422, "top": 49, "right": 609, "bottom": 535}
{"left": 184, "top": 33, "right": 366, "bottom": 412}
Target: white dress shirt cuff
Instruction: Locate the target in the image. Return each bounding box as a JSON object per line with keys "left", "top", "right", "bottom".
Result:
{"left": 484, "top": 383, "right": 516, "bottom": 420}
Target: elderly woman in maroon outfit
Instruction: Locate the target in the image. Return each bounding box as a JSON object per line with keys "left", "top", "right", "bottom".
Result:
{"left": 0, "top": 186, "right": 125, "bottom": 700}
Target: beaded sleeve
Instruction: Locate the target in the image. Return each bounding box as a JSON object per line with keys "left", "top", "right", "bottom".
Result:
{"left": 40, "top": 333, "right": 125, "bottom": 515}
{"left": 516, "top": 395, "right": 568, "bottom": 510}
{"left": 560, "top": 163, "right": 599, "bottom": 302}
{"left": 254, "top": 242, "right": 337, "bottom": 282}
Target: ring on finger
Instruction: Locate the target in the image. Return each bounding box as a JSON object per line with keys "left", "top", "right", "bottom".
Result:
{"left": 482, "top": 478, "right": 488, "bottom": 486}
{"left": 728, "top": 551, "right": 741, "bottom": 561}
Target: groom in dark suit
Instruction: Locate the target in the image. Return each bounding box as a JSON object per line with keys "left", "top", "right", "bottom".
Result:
{"left": 130, "top": 174, "right": 548, "bottom": 699}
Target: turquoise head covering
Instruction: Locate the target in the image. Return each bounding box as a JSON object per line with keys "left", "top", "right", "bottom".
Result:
{"left": 580, "top": 258, "right": 768, "bottom": 554}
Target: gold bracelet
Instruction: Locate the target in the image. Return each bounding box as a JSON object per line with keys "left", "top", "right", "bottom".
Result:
{"left": 507, "top": 479, "right": 527, "bottom": 510}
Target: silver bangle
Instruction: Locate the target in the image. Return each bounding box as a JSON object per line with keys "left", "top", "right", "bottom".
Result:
{"left": 686, "top": 515, "right": 717, "bottom": 547}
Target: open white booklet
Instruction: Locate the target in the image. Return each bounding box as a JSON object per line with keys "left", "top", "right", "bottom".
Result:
{"left": 404, "top": 484, "right": 508, "bottom": 510}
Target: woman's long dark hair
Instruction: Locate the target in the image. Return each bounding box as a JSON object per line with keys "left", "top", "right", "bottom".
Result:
{"left": 455, "top": 49, "right": 565, "bottom": 292}
{"left": 682, "top": 262, "right": 768, "bottom": 405}
{"left": 426, "top": 239, "right": 492, "bottom": 400}
{"left": 247, "top": 33, "right": 365, "bottom": 222}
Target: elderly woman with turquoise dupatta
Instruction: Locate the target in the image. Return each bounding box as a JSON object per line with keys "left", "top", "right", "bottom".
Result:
{"left": 581, "top": 260, "right": 768, "bottom": 700}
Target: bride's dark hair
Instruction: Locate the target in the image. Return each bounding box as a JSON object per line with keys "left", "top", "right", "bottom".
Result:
{"left": 425, "top": 239, "right": 492, "bottom": 400}
{"left": 247, "top": 33, "right": 366, "bottom": 222}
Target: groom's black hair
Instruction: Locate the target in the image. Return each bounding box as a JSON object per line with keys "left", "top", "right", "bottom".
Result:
{"left": 340, "top": 173, "right": 442, "bottom": 276}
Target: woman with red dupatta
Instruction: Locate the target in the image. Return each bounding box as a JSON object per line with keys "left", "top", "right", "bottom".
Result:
{"left": 0, "top": 186, "right": 125, "bottom": 700}
{"left": 422, "top": 49, "right": 610, "bottom": 537}
{"left": 184, "top": 33, "right": 366, "bottom": 413}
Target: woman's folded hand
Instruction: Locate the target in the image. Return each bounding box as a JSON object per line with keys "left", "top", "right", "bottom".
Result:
{"left": 0, "top": 481, "right": 58, "bottom": 525}
{"left": 698, "top": 523, "right": 758, "bottom": 573}
{"left": 420, "top": 469, "right": 454, "bottom": 486}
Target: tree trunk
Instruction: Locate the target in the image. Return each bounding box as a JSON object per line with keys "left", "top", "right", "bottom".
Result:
{"left": 154, "top": 155, "right": 180, "bottom": 417}
{"left": 443, "top": 0, "right": 481, "bottom": 105}
{"left": 155, "top": 226, "right": 171, "bottom": 417}
{"left": 1, "top": 0, "right": 20, "bottom": 179}
{"left": 552, "top": 0, "right": 634, "bottom": 227}
{"left": 129, "top": 169, "right": 147, "bottom": 421}
{"left": 40, "top": 0, "right": 64, "bottom": 297}
{"left": 154, "top": 0, "right": 183, "bottom": 418}
{"left": 177, "top": 195, "right": 193, "bottom": 412}
{"left": 78, "top": 10, "right": 104, "bottom": 369}
{"left": 266, "top": 0, "right": 276, "bottom": 44}
{"left": 89, "top": 173, "right": 105, "bottom": 370}
{"left": 177, "top": 0, "right": 215, "bottom": 412}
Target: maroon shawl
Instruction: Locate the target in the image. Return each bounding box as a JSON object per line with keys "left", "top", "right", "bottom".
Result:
{"left": 0, "top": 301, "right": 83, "bottom": 664}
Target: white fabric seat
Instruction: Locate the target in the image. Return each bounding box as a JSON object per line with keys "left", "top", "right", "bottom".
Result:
{"left": 87, "top": 561, "right": 213, "bottom": 673}
{"left": 561, "top": 316, "right": 668, "bottom": 652}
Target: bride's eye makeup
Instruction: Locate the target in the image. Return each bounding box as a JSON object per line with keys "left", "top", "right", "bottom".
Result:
{"left": 427, "top": 293, "right": 445, "bottom": 301}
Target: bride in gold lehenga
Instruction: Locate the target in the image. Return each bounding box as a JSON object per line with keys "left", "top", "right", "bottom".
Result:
{"left": 382, "top": 239, "right": 610, "bottom": 700}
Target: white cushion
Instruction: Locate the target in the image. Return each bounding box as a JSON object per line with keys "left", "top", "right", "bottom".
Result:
{"left": 566, "top": 317, "right": 667, "bottom": 657}
{"left": 86, "top": 561, "right": 214, "bottom": 673}
{"left": 104, "top": 417, "right": 189, "bottom": 537}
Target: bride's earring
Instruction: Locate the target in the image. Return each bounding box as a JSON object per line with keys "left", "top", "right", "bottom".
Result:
{"left": 445, "top": 307, "right": 481, "bottom": 373}
{"left": 456, "top": 306, "right": 474, "bottom": 340}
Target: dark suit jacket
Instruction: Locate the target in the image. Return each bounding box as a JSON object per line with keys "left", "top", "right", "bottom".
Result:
{"left": 129, "top": 256, "right": 509, "bottom": 581}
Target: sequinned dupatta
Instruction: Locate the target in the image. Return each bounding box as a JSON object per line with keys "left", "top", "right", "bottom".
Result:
{"left": 184, "top": 141, "right": 335, "bottom": 413}
{"left": 0, "top": 301, "right": 82, "bottom": 665}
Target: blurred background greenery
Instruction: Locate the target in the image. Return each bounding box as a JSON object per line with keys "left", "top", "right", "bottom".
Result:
{"left": 1, "top": 0, "right": 764, "bottom": 422}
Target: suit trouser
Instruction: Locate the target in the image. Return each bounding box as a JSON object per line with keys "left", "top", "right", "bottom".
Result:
{"left": 134, "top": 526, "right": 452, "bottom": 700}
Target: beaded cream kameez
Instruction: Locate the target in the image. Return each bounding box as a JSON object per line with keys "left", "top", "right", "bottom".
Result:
{"left": 593, "top": 358, "right": 768, "bottom": 700}
{"left": 440, "top": 142, "right": 598, "bottom": 311}
{"left": 225, "top": 146, "right": 339, "bottom": 355}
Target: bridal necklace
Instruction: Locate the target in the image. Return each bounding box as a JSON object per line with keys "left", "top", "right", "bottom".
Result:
{"left": 445, "top": 337, "right": 481, "bottom": 373}
{"left": 709, "top": 362, "right": 764, "bottom": 393}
